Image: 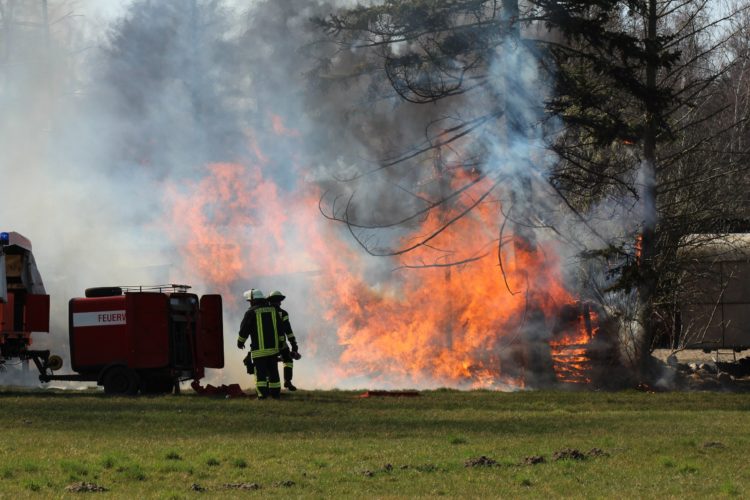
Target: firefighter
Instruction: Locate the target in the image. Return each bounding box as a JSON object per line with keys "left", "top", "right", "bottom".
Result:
{"left": 267, "top": 290, "right": 301, "bottom": 391}
{"left": 237, "top": 289, "right": 285, "bottom": 399}
{"left": 240, "top": 290, "right": 255, "bottom": 376}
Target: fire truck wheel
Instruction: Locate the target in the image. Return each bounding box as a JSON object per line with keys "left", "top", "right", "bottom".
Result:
{"left": 102, "top": 367, "right": 139, "bottom": 395}
{"left": 46, "top": 355, "right": 63, "bottom": 371}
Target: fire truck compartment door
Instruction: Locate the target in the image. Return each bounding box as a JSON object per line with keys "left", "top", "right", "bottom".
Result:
{"left": 25, "top": 294, "right": 50, "bottom": 332}
{"left": 0, "top": 293, "right": 13, "bottom": 332}
{"left": 128, "top": 293, "right": 170, "bottom": 368}
{"left": 198, "top": 294, "right": 224, "bottom": 368}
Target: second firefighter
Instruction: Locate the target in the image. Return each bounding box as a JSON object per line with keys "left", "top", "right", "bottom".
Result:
{"left": 268, "top": 290, "right": 301, "bottom": 391}
{"left": 237, "top": 289, "right": 285, "bottom": 399}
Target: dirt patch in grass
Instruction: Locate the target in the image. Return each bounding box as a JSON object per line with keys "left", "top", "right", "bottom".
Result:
{"left": 65, "top": 482, "right": 108, "bottom": 493}
{"left": 224, "top": 482, "right": 261, "bottom": 490}
{"left": 553, "top": 448, "right": 586, "bottom": 461}
{"left": 522, "top": 455, "right": 546, "bottom": 466}
{"left": 465, "top": 456, "right": 497, "bottom": 467}
{"left": 587, "top": 448, "right": 609, "bottom": 457}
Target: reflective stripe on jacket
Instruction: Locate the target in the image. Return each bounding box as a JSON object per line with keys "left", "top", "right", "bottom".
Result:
{"left": 238, "top": 305, "right": 282, "bottom": 358}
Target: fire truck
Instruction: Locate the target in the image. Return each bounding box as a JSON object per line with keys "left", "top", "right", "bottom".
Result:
{"left": 0, "top": 231, "right": 224, "bottom": 394}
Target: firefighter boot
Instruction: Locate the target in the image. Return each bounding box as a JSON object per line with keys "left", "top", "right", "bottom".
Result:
{"left": 283, "top": 364, "right": 297, "bottom": 391}
{"left": 254, "top": 364, "right": 269, "bottom": 400}
{"left": 269, "top": 381, "right": 282, "bottom": 399}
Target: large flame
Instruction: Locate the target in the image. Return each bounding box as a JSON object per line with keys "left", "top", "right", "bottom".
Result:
{"left": 161, "top": 124, "right": 596, "bottom": 389}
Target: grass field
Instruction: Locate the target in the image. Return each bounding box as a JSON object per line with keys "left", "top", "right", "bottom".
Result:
{"left": 1, "top": 388, "right": 749, "bottom": 498}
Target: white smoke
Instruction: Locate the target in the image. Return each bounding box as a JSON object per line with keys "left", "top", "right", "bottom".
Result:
{"left": 0, "top": 0, "right": 383, "bottom": 390}
{"left": 1, "top": 0, "right": 642, "bottom": 391}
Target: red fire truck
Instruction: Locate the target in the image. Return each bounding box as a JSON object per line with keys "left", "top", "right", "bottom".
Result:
{"left": 0, "top": 231, "right": 225, "bottom": 395}
{"left": 0, "top": 232, "right": 51, "bottom": 373}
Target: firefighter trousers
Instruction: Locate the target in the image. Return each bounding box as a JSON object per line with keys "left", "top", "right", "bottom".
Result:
{"left": 253, "top": 355, "right": 281, "bottom": 399}
{"left": 280, "top": 349, "right": 294, "bottom": 384}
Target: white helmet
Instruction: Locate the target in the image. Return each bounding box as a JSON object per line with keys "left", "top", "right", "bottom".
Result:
{"left": 243, "top": 289, "right": 265, "bottom": 301}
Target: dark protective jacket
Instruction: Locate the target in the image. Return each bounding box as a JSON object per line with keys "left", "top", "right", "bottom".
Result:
{"left": 275, "top": 306, "right": 298, "bottom": 351}
{"left": 238, "top": 301, "right": 286, "bottom": 359}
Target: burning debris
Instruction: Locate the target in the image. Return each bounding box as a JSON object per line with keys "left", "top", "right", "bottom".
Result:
{"left": 550, "top": 304, "right": 599, "bottom": 385}
{"left": 191, "top": 381, "right": 246, "bottom": 398}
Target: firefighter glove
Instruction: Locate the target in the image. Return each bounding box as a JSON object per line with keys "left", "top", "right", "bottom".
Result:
{"left": 291, "top": 351, "right": 302, "bottom": 360}
{"left": 237, "top": 340, "right": 245, "bottom": 349}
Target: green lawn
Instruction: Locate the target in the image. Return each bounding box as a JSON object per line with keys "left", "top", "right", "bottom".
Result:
{"left": 1, "top": 389, "right": 749, "bottom": 498}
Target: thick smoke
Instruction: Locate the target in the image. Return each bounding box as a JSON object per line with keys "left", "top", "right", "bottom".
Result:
{"left": 1, "top": 0, "right": 635, "bottom": 390}
{"left": 0, "top": 0, "right": 149, "bottom": 384}
{"left": 0, "top": 0, "right": 396, "bottom": 388}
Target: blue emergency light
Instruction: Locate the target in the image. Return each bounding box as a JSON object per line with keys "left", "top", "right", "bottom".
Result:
{"left": 0, "top": 232, "right": 9, "bottom": 246}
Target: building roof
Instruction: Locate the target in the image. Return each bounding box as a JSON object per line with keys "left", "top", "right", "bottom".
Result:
{"left": 679, "top": 233, "right": 750, "bottom": 262}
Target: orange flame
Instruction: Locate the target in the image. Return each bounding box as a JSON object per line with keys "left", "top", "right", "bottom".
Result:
{"left": 549, "top": 309, "right": 598, "bottom": 384}
{"left": 635, "top": 233, "right": 643, "bottom": 263}
{"left": 161, "top": 121, "right": 596, "bottom": 389}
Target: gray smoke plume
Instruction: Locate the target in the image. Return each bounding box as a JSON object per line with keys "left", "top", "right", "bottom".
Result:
{"left": 1, "top": 0, "right": 632, "bottom": 390}
{"left": 0, "top": 0, "right": 384, "bottom": 388}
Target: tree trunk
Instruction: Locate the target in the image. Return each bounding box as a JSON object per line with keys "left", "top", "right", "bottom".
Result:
{"left": 637, "top": 0, "right": 660, "bottom": 378}
{"left": 502, "top": 0, "right": 555, "bottom": 387}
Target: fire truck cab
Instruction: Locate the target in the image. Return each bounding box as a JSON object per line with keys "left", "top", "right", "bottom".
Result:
{"left": 0, "top": 231, "right": 51, "bottom": 368}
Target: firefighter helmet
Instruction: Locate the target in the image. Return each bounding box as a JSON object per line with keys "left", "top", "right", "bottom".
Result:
{"left": 243, "top": 289, "right": 266, "bottom": 301}
{"left": 268, "top": 290, "right": 286, "bottom": 302}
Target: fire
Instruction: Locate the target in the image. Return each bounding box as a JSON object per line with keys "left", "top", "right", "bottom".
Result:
{"left": 270, "top": 114, "right": 300, "bottom": 137}
{"left": 162, "top": 161, "right": 325, "bottom": 303}
{"left": 161, "top": 120, "right": 597, "bottom": 389}
{"left": 550, "top": 308, "right": 598, "bottom": 384}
